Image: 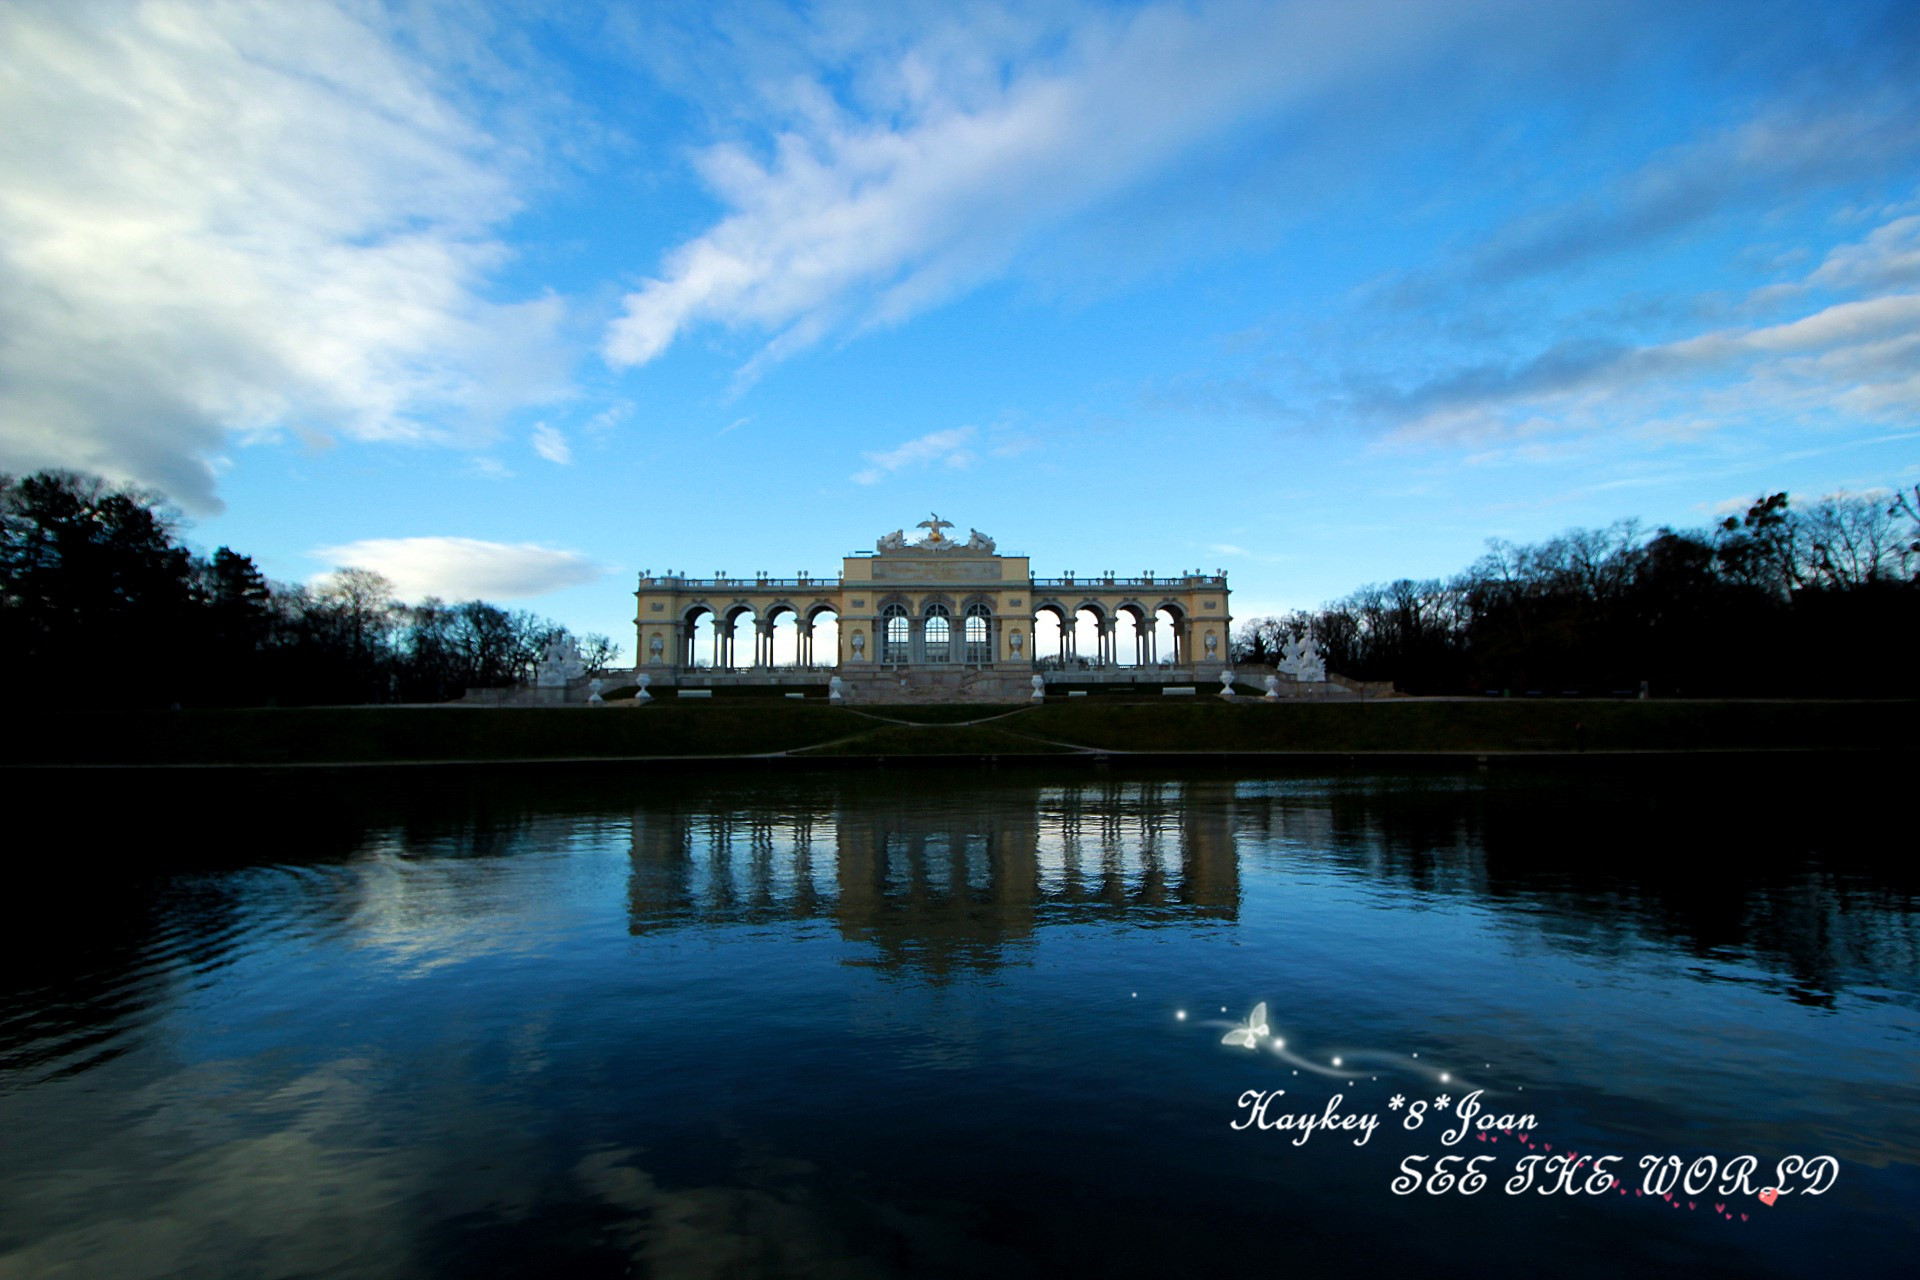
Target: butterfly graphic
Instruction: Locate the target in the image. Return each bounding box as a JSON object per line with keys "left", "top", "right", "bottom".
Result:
{"left": 1221, "top": 1002, "right": 1269, "bottom": 1049}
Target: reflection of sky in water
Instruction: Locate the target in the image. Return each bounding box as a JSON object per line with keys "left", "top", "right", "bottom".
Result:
{"left": 0, "top": 764, "right": 1915, "bottom": 1278}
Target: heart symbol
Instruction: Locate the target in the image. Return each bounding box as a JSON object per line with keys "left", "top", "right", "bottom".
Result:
{"left": 1478, "top": 1134, "right": 1486, "bottom": 1141}
{"left": 1688, "top": 1202, "right": 1696, "bottom": 1210}
{"left": 1759, "top": 1188, "right": 1778, "bottom": 1207}
{"left": 1663, "top": 1193, "right": 1672, "bottom": 1202}
{"left": 1635, "top": 1190, "right": 1642, "bottom": 1197}
{"left": 1741, "top": 1213, "right": 1748, "bottom": 1221}
{"left": 1545, "top": 1144, "right": 1552, "bottom": 1151}
{"left": 1715, "top": 1204, "right": 1725, "bottom": 1214}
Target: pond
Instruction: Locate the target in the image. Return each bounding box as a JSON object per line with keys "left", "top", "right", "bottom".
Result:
{"left": 1, "top": 759, "right": 1914, "bottom": 1278}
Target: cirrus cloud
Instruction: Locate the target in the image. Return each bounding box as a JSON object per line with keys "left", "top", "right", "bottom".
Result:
{"left": 603, "top": 0, "right": 1532, "bottom": 374}
{"left": 309, "top": 537, "right": 606, "bottom": 601}
{"left": 0, "top": 0, "right": 569, "bottom": 513}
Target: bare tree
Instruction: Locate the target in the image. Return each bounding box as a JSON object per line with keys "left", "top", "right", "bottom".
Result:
{"left": 1800, "top": 494, "right": 1910, "bottom": 588}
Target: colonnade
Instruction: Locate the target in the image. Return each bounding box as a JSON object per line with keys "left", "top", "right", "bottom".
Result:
{"left": 1043, "top": 607, "right": 1188, "bottom": 667}
{"left": 680, "top": 611, "right": 831, "bottom": 670}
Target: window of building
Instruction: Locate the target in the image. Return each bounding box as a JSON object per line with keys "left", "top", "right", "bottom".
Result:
{"left": 964, "top": 604, "right": 991, "bottom": 665}
{"left": 924, "top": 604, "right": 952, "bottom": 663}
{"left": 882, "top": 604, "right": 910, "bottom": 664}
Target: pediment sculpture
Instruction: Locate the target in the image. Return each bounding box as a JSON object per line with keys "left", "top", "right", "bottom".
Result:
{"left": 875, "top": 515, "right": 996, "bottom": 554}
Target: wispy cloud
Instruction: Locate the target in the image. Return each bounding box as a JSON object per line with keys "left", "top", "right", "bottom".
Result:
{"left": 309, "top": 537, "right": 604, "bottom": 600}
{"left": 0, "top": 0, "right": 568, "bottom": 512}
{"left": 851, "top": 426, "right": 977, "bottom": 485}
{"left": 531, "top": 423, "right": 572, "bottom": 464}
{"left": 1458, "top": 99, "right": 1920, "bottom": 290}
{"left": 602, "top": 0, "right": 1524, "bottom": 373}
{"left": 1384, "top": 287, "right": 1920, "bottom": 445}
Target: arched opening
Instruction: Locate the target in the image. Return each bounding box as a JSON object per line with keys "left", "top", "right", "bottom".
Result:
{"left": 881, "top": 603, "right": 911, "bottom": 665}
{"left": 1153, "top": 605, "right": 1185, "bottom": 665}
{"left": 1073, "top": 605, "right": 1105, "bottom": 669}
{"left": 1034, "top": 605, "right": 1070, "bottom": 668}
{"left": 1113, "top": 606, "right": 1146, "bottom": 667}
{"left": 804, "top": 606, "right": 839, "bottom": 668}
{"left": 724, "top": 606, "right": 757, "bottom": 670}
{"left": 963, "top": 602, "right": 992, "bottom": 665}
{"left": 682, "top": 605, "right": 717, "bottom": 668}
{"left": 766, "top": 605, "right": 799, "bottom": 668}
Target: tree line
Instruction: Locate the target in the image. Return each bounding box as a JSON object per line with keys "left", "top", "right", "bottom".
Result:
{"left": 1233, "top": 487, "right": 1920, "bottom": 696}
{"left": 1, "top": 470, "right": 617, "bottom": 706}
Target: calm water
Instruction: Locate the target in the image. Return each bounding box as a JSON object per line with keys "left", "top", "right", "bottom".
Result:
{"left": 2, "top": 761, "right": 1915, "bottom": 1278}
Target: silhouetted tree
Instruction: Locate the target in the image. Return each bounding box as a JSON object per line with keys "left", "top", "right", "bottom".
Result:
{"left": 1, "top": 470, "right": 198, "bottom": 702}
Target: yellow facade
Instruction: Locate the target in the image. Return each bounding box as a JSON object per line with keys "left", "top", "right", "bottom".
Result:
{"left": 633, "top": 519, "right": 1230, "bottom": 676}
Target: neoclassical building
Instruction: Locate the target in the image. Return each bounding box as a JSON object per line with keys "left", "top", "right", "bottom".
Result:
{"left": 633, "top": 516, "right": 1230, "bottom": 691}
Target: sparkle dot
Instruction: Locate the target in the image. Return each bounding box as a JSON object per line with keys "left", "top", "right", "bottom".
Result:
{"left": 1274, "top": 1038, "right": 1284, "bottom": 1048}
{"left": 1442, "top": 1073, "right": 1450, "bottom": 1082}
{"left": 1220, "top": 1007, "right": 1227, "bottom": 1013}
{"left": 1412, "top": 1053, "right": 1419, "bottom": 1058}
{"left": 1176, "top": 1010, "right": 1186, "bottom": 1020}
{"left": 1332, "top": 1057, "right": 1342, "bottom": 1066}
{"left": 1131, "top": 993, "right": 1137, "bottom": 998}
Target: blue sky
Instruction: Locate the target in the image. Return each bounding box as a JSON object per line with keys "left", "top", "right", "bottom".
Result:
{"left": 5, "top": 0, "right": 1918, "bottom": 650}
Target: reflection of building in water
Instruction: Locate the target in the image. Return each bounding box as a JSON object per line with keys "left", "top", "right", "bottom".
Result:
{"left": 627, "top": 781, "right": 1238, "bottom": 976}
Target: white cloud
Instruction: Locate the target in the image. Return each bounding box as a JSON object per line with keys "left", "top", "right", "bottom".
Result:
{"left": 851, "top": 426, "right": 976, "bottom": 484}
{"left": 0, "top": 0, "right": 568, "bottom": 511}
{"left": 1384, "top": 207, "right": 1920, "bottom": 446}
{"left": 531, "top": 423, "right": 572, "bottom": 464}
{"left": 309, "top": 537, "right": 604, "bottom": 600}
{"left": 1810, "top": 214, "right": 1920, "bottom": 293}
{"left": 604, "top": 0, "right": 1514, "bottom": 372}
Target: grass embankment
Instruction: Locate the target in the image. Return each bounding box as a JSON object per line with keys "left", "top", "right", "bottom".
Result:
{"left": 7, "top": 704, "right": 869, "bottom": 765}
{"left": 4, "top": 698, "right": 1905, "bottom": 767}
{"left": 1015, "top": 697, "right": 1903, "bottom": 754}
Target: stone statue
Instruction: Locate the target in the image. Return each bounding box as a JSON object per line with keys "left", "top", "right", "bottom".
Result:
{"left": 1278, "top": 630, "right": 1327, "bottom": 683}
{"left": 876, "top": 529, "right": 907, "bottom": 552}
{"left": 1030, "top": 674, "right": 1046, "bottom": 701}
{"left": 1009, "top": 630, "right": 1023, "bottom": 655}
{"left": 1218, "top": 669, "right": 1236, "bottom": 698}
{"left": 851, "top": 631, "right": 866, "bottom": 659}
{"left": 1204, "top": 632, "right": 1218, "bottom": 660}
{"left": 917, "top": 513, "right": 954, "bottom": 543}
{"left": 649, "top": 635, "right": 664, "bottom": 664}
{"left": 829, "top": 676, "right": 846, "bottom": 703}
{"left": 536, "top": 634, "right": 584, "bottom": 687}
{"left": 1297, "top": 633, "right": 1326, "bottom": 683}
{"left": 634, "top": 674, "right": 652, "bottom": 702}
{"left": 587, "top": 678, "right": 604, "bottom": 705}
{"left": 1263, "top": 674, "right": 1281, "bottom": 700}
{"left": 964, "top": 528, "right": 996, "bottom": 553}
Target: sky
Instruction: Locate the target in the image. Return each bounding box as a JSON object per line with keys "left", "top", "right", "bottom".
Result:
{"left": 4, "top": 0, "right": 1919, "bottom": 651}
